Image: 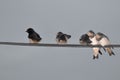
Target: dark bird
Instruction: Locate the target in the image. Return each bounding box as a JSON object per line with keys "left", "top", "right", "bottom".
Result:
{"left": 95, "top": 32, "right": 115, "bottom": 56}
{"left": 26, "top": 28, "right": 42, "bottom": 43}
{"left": 87, "top": 30, "right": 103, "bottom": 59}
{"left": 79, "top": 34, "right": 92, "bottom": 45}
{"left": 56, "top": 32, "right": 71, "bottom": 44}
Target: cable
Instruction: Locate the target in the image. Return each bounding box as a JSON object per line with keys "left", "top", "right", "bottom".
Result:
{"left": 0, "top": 42, "right": 119, "bottom": 48}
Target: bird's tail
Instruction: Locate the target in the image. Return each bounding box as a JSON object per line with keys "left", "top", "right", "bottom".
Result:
{"left": 107, "top": 48, "right": 115, "bottom": 56}
{"left": 99, "top": 50, "right": 102, "bottom": 55}
{"left": 37, "top": 37, "right": 42, "bottom": 41}
{"left": 65, "top": 34, "right": 71, "bottom": 39}
{"left": 102, "top": 47, "right": 106, "bottom": 52}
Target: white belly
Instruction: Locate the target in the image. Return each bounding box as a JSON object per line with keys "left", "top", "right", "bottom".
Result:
{"left": 90, "top": 37, "right": 99, "bottom": 45}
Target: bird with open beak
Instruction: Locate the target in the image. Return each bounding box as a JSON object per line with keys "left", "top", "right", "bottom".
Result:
{"left": 26, "top": 28, "right": 42, "bottom": 43}
{"left": 87, "top": 30, "right": 102, "bottom": 59}
{"left": 95, "top": 32, "right": 115, "bottom": 56}
{"left": 56, "top": 32, "right": 71, "bottom": 44}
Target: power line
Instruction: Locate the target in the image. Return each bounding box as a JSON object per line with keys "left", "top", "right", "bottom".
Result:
{"left": 0, "top": 42, "right": 119, "bottom": 48}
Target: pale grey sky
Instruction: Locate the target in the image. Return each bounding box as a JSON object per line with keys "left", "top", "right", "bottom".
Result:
{"left": 0, "top": 0, "right": 120, "bottom": 80}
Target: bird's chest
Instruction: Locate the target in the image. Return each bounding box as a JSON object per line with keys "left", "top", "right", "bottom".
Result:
{"left": 90, "top": 37, "right": 99, "bottom": 45}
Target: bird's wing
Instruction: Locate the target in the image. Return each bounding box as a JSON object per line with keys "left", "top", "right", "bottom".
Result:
{"left": 29, "top": 32, "right": 41, "bottom": 41}
{"left": 65, "top": 34, "right": 71, "bottom": 39}
{"left": 98, "top": 32, "right": 110, "bottom": 40}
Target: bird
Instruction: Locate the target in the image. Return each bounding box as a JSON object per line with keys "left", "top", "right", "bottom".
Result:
{"left": 79, "top": 34, "right": 92, "bottom": 45}
{"left": 56, "top": 32, "right": 71, "bottom": 44}
{"left": 26, "top": 28, "right": 42, "bottom": 43}
{"left": 95, "top": 32, "right": 115, "bottom": 56}
{"left": 87, "top": 30, "right": 102, "bottom": 59}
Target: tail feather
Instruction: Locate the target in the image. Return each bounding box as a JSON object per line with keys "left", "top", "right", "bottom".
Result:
{"left": 99, "top": 50, "right": 102, "bottom": 55}
{"left": 65, "top": 34, "right": 71, "bottom": 39}
{"left": 111, "top": 51, "right": 115, "bottom": 56}
{"left": 103, "top": 47, "right": 106, "bottom": 52}
{"left": 107, "top": 48, "right": 115, "bottom": 56}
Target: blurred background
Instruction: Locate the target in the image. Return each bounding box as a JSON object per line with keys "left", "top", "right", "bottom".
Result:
{"left": 0, "top": 0, "right": 120, "bottom": 80}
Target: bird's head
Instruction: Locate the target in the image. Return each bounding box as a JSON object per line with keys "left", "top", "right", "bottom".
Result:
{"left": 26, "top": 28, "right": 35, "bottom": 33}
{"left": 57, "top": 32, "right": 63, "bottom": 35}
{"left": 87, "top": 30, "right": 95, "bottom": 38}
{"left": 80, "top": 34, "right": 92, "bottom": 45}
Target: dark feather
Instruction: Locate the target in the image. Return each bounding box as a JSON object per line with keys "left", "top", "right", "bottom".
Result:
{"left": 65, "top": 34, "right": 71, "bottom": 39}
{"left": 79, "top": 34, "right": 92, "bottom": 44}
{"left": 56, "top": 32, "right": 71, "bottom": 42}
{"left": 26, "top": 28, "right": 42, "bottom": 42}
{"left": 99, "top": 50, "right": 102, "bottom": 55}
{"left": 28, "top": 32, "right": 42, "bottom": 41}
{"left": 97, "top": 32, "right": 110, "bottom": 40}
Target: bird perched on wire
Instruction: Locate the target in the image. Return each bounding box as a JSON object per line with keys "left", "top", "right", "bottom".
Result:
{"left": 56, "top": 32, "right": 71, "bottom": 44}
{"left": 95, "top": 32, "right": 115, "bottom": 56}
{"left": 79, "top": 34, "right": 92, "bottom": 45}
{"left": 87, "top": 30, "right": 102, "bottom": 59}
{"left": 26, "top": 28, "right": 42, "bottom": 43}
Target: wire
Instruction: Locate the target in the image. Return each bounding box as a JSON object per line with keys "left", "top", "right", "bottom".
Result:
{"left": 0, "top": 42, "right": 119, "bottom": 48}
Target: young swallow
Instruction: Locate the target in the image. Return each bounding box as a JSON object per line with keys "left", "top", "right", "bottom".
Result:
{"left": 95, "top": 32, "right": 115, "bottom": 56}
{"left": 79, "top": 34, "right": 92, "bottom": 45}
{"left": 26, "top": 28, "right": 42, "bottom": 43}
{"left": 56, "top": 32, "right": 71, "bottom": 44}
{"left": 87, "top": 30, "right": 102, "bottom": 59}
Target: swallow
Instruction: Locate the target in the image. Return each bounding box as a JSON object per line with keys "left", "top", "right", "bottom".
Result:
{"left": 95, "top": 32, "right": 115, "bottom": 56}
{"left": 87, "top": 30, "right": 103, "bottom": 59}
{"left": 56, "top": 32, "right": 71, "bottom": 44}
{"left": 79, "top": 34, "right": 92, "bottom": 45}
{"left": 26, "top": 28, "right": 42, "bottom": 43}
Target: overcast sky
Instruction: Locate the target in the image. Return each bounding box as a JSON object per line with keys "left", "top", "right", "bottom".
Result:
{"left": 0, "top": 0, "right": 120, "bottom": 80}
